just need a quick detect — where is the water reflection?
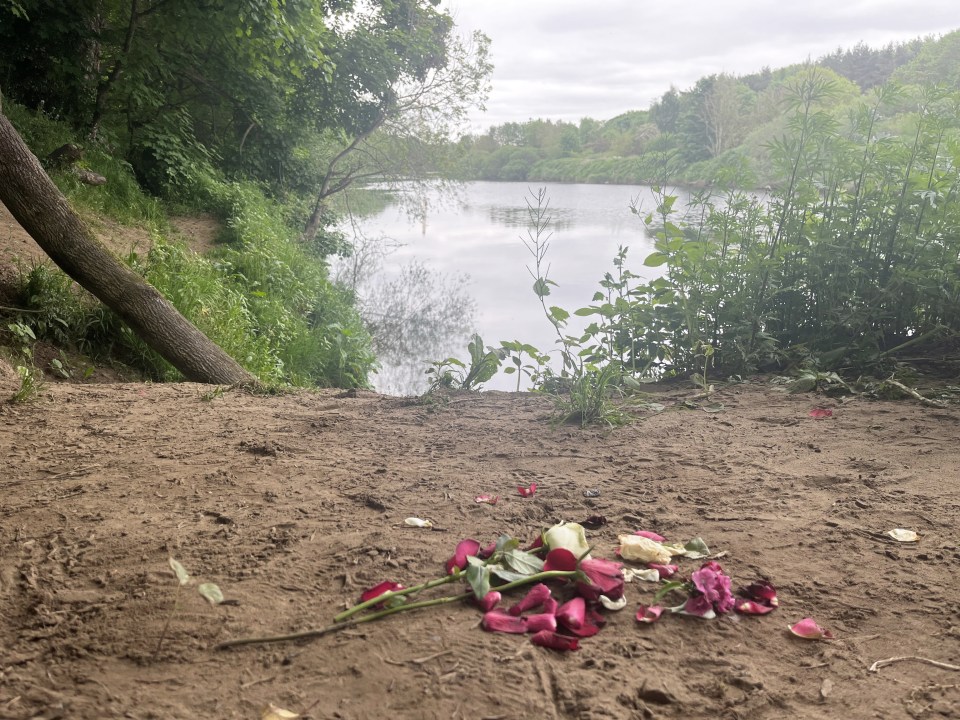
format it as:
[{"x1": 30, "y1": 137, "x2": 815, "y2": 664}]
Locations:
[{"x1": 346, "y1": 181, "x2": 680, "y2": 395}]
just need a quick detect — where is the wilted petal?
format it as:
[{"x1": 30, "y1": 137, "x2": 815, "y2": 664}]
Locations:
[
  {"x1": 622, "y1": 567, "x2": 660, "y2": 583},
  {"x1": 788, "y1": 618, "x2": 834, "y2": 640},
  {"x1": 542, "y1": 597, "x2": 559, "y2": 615},
  {"x1": 474, "y1": 495, "x2": 499, "y2": 505},
  {"x1": 509, "y1": 583, "x2": 552, "y2": 616},
  {"x1": 741, "y1": 581, "x2": 778, "y2": 608},
  {"x1": 809, "y1": 407, "x2": 833, "y2": 419},
  {"x1": 565, "y1": 606, "x2": 605, "y2": 637},
  {"x1": 526, "y1": 613, "x2": 558, "y2": 633},
  {"x1": 599, "y1": 594, "x2": 627, "y2": 611},
  {"x1": 556, "y1": 597, "x2": 586, "y2": 629},
  {"x1": 543, "y1": 548, "x2": 578, "y2": 572},
  {"x1": 886, "y1": 528, "x2": 918, "y2": 543},
  {"x1": 478, "y1": 591, "x2": 501, "y2": 612},
  {"x1": 676, "y1": 595, "x2": 717, "y2": 619},
  {"x1": 530, "y1": 630, "x2": 580, "y2": 651},
  {"x1": 360, "y1": 581, "x2": 403, "y2": 605},
  {"x1": 518, "y1": 483, "x2": 538, "y2": 497},
  {"x1": 445, "y1": 539, "x2": 482, "y2": 575},
  {"x1": 482, "y1": 610, "x2": 527, "y2": 634},
  {"x1": 578, "y1": 557, "x2": 625, "y2": 601},
  {"x1": 736, "y1": 600, "x2": 776, "y2": 615},
  {"x1": 691, "y1": 562, "x2": 736, "y2": 614},
  {"x1": 478, "y1": 542, "x2": 497, "y2": 560},
  {"x1": 544, "y1": 522, "x2": 591, "y2": 559},
  {"x1": 618, "y1": 534, "x2": 673, "y2": 564},
  {"x1": 647, "y1": 563, "x2": 679, "y2": 579},
  {"x1": 634, "y1": 530, "x2": 667, "y2": 542},
  {"x1": 636, "y1": 605, "x2": 664, "y2": 624}
]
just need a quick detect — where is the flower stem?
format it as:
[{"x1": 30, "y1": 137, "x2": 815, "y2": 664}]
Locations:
[{"x1": 334, "y1": 573, "x2": 460, "y2": 623}]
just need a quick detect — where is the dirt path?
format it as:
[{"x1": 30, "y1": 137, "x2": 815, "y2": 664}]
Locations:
[{"x1": 1, "y1": 377, "x2": 958, "y2": 719}]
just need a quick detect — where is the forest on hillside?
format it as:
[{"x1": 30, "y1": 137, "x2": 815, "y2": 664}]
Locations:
[{"x1": 453, "y1": 32, "x2": 960, "y2": 188}]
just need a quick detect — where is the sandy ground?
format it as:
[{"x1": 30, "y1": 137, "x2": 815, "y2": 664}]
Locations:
[{"x1": 0, "y1": 373, "x2": 958, "y2": 720}]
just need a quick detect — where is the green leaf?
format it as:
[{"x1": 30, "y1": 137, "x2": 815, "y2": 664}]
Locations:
[
  {"x1": 168, "y1": 558, "x2": 190, "y2": 586},
  {"x1": 490, "y1": 566, "x2": 532, "y2": 583},
  {"x1": 503, "y1": 548, "x2": 545, "y2": 576},
  {"x1": 465, "y1": 563, "x2": 491, "y2": 600},
  {"x1": 198, "y1": 583, "x2": 224, "y2": 605},
  {"x1": 643, "y1": 252, "x2": 669, "y2": 267},
  {"x1": 549, "y1": 306, "x2": 570, "y2": 324},
  {"x1": 495, "y1": 534, "x2": 520, "y2": 555},
  {"x1": 533, "y1": 278, "x2": 552, "y2": 297},
  {"x1": 683, "y1": 537, "x2": 711, "y2": 559}
]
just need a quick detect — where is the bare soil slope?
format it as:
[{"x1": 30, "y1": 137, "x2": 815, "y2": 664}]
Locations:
[{"x1": 1, "y1": 379, "x2": 958, "y2": 720}]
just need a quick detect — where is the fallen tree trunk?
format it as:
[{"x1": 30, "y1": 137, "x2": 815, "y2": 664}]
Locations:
[{"x1": 0, "y1": 112, "x2": 256, "y2": 386}]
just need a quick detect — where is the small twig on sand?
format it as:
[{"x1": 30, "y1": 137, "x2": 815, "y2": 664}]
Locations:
[
  {"x1": 869, "y1": 656, "x2": 960, "y2": 673},
  {"x1": 883, "y1": 379, "x2": 948, "y2": 408},
  {"x1": 215, "y1": 618, "x2": 363, "y2": 650}
]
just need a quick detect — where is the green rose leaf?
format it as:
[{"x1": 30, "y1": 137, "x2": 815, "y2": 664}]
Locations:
[
  {"x1": 465, "y1": 563, "x2": 491, "y2": 600},
  {"x1": 504, "y1": 548, "x2": 545, "y2": 576}
]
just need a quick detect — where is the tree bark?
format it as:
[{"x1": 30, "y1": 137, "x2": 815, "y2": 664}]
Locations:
[{"x1": 0, "y1": 112, "x2": 256, "y2": 386}]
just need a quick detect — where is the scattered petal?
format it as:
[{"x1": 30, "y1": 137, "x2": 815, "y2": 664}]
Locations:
[
  {"x1": 633, "y1": 530, "x2": 667, "y2": 542},
  {"x1": 581, "y1": 515, "x2": 607, "y2": 529},
  {"x1": 636, "y1": 605, "x2": 665, "y2": 624},
  {"x1": 168, "y1": 558, "x2": 190, "y2": 586},
  {"x1": 788, "y1": 617, "x2": 834, "y2": 640},
  {"x1": 482, "y1": 609, "x2": 527, "y2": 634},
  {"x1": 740, "y1": 581, "x2": 779, "y2": 608},
  {"x1": 518, "y1": 483, "x2": 538, "y2": 497},
  {"x1": 542, "y1": 596, "x2": 559, "y2": 615},
  {"x1": 564, "y1": 607, "x2": 606, "y2": 637},
  {"x1": 691, "y1": 561, "x2": 736, "y2": 614},
  {"x1": 509, "y1": 583, "x2": 552, "y2": 616},
  {"x1": 809, "y1": 407, "x2": 833, "y2": 419},
  {"x1": 681, "y1": 537, "x2": 711, "y2": 559},
  {"x1": 198, "y1": 582, "x2": 223, "y2": 605},
  {"x1": 618, "y1": 534, "x2": 673, "y2": 564},
  {"x1": 404, "y1": 517, "x2": 433, "y2": 529},
  {"x1": 445, "y1": 539, "x2": 482, "y2": 575},
  {"x1": 525, "y1": 613, "x2": 558, "y2": 633},
  {"x1": 647, "y1": 563, "x2": 679, "y2": 579},
  {"x1": 556, "y1": 597, "x2": 586, "y2": 629},
  {"x1": 622, "y1": 567, "x2": 660, "y2": 583},
  {"x1": 474, "y1": 495, "x2": 499, "y2": 505},
  {"x1": 886, "y1": 528, "x2": 918, "y2": 543},
  {"x1": 599, "y1": 594, "x2": 627, "y2": 611},
  {"x1": 582, "y1": 488, "x2": 601, "y2": 498},
  {"x1": 736, "y1": 600, "x2": 777, "y2": 615},
  {"x1": 530, "y1": 630, "x2": 580, "y2": 651},
  {"x1": 578, "y1": 557, "x2": 625, "y2": 601},
  {"x1": 544, "y1": 522, "x2": 591, "y2": 559},
  {"x1": 262, "y1": 704, "x2": 300, "y2": 720},
  {"x1": 477, "y1": 591, "x2": 501, "y2": 612},
  {"x1": 674, "y1": 595, "x2": 717, "y2": 619},
  {"x1": 478, "y1": 542, "x2": 497, "y2": 559},
  {"x1": 543, "y1": 548, "x2": 578, "y2": 573},
  {"x1": 360, "y1": 581, "x2": 404, "y2": 604}
]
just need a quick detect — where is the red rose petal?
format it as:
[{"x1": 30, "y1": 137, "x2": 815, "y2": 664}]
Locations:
[
  {"x1": 543, "y1": 548, "x2": 578, "y2": 573},
  {"x1": 633, "y1": 530, "x2": 667, "y2": 542},
  {"x1": 788, "y1": 617, "x2": 834, "y2": 640},
  {"x1": 736, "y1": 600, "x2": 776, "y2": 615},
  {"x1": 478, "y1": 591, "x2": 502, "y2": 612},
  {"x1": 445, "y1": 538, "x2": 482, "y2": 575},
  {"x1": 647, "y1": 563, "x2": 679, "y2": 579},
  {"x1": 474, "y1": 494, "x2": 499, "y2": 505},
  {"x1": 636, "y1": 604, "x2": 664, "y2": 624},
  {"x1": 360, "y1": 581, "x2": 403, "y2": 605},
  {"x1": 809, "y1": 408, "x2": 833, "y2": 419},
  {"x1": 555, "y1": 597, "x2": 586, "y2": 630},
  {"x1": 508, "y1": 583, "x2": 552, "y2": 616},
  {"x1": 530, "y1": 630, "x2": 579, "y2": 651},
  {"x1": 525, "y1": 613, "x2": 558, "y2": 633},
  {"x1": 482, "y1": 610, "x2": 527, "y2": 634},
  {"x1": 518, "y1": 483, "x2": 538, "y2": 497}
]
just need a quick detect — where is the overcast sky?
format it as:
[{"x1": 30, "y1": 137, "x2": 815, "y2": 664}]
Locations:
[{"x1": 441, "y1": 1, "x2": 958, "y2": 131}]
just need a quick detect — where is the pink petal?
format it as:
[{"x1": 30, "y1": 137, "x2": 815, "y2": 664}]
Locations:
[
  {"x1": 445, "y1": 538, "x2": 482, "y2": 575},
  {"x1": 633, "y1": 530, "x2": 667, "y2": 542},
  {"x1": 555, "y1": 597, "x2": 586, "y2": 630},
  {"x1": 482, "y1": 610, "x2": 527, "y2": 634},
  {"x1": 474, "y1": 494, "x2": 499, "y2": 505},
  {"x1": 578, "y1": 557, "x2": 625, "y2": 602},
  {"x1": 543, "y1": 548, "x2": 578, "y2": 572},
  {"x1": 360, "y1": 581, "x2": 403, "y2": 605},
  {"x1": 478, "y1": 542, "x2": 497, "y2": 560},
  {"x1": 478, "y1": 591, "x2": 501, "y2": 612},
  {"x1": 564, "y1": 608, "x2": 604, "y2": 637},
  {"x1": 736, "y1": 600, "x2": 776, "y2": 615},
  {"x1": 525, "y1": 613, "x2": 558, "y2": 633},
  {"x1": 541, "y1": 597, "x2": 559, "y2": 615},
  {"x1": 647, "y1": 563, "x2": 679, "y2": 579},
  {"x1": 636, "y1": 605, "x2": 665, "y2": 624},
  {"x1": 529, "y1": 630, "x2": 579, "y2": 651},
  {"x1": 741, "y1": 581, "x2": 779, "y2": 608},
  {"x1": 681, "y1": 595, "x2": 717, "y2": 618},
  {"x1": 509, "y1": 583, "x2": 552, "y2": 616},
  {"x1": 517, "y1": 483, "x2": 538, "y2": 497},
  {"x1": 809, "y1": 408, "x2": 833, "y2": 419},
  {"x1": 788, "y1": 618, "x2": 834, "y2": 640},
  {"x1": 526, "y1": 535, "x2": 544, "y2": 551}
]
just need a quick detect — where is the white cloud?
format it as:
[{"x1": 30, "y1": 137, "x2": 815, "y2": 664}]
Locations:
[{"x1": 442, "y1": 0, "x2": 958, "y2": 130}]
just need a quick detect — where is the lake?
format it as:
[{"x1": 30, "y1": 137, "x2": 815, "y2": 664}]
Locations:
[{"x1": 342, "y1": 181, "x2": 682, "y2": 394}]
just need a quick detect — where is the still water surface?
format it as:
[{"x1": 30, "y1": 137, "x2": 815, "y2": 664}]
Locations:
[{"x1": 348, "y1": 181, "x2": 679, "y2": 394}]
